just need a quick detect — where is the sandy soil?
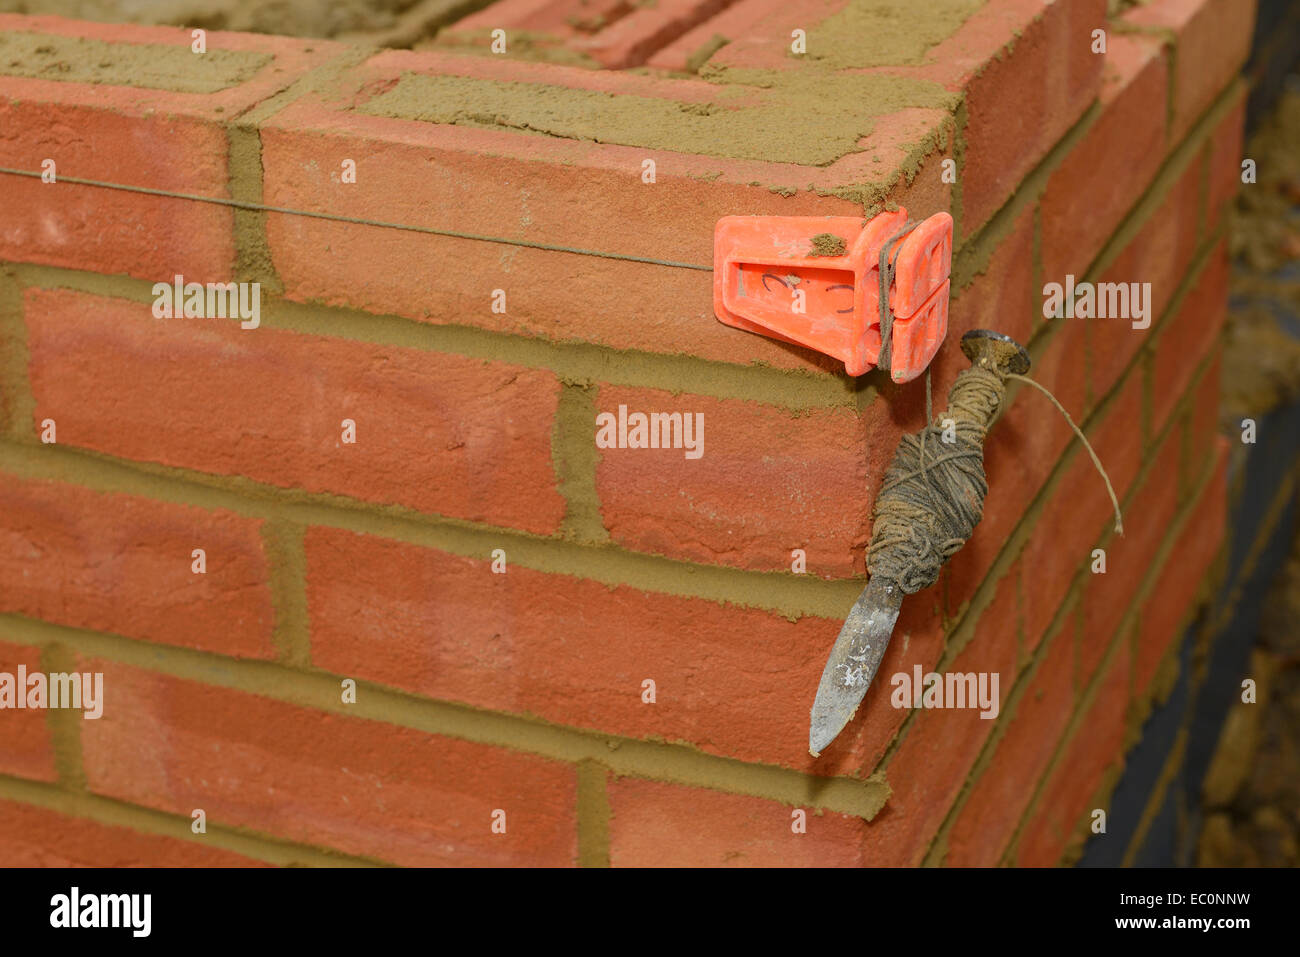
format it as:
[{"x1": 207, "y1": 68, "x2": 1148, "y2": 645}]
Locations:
[{"x1": 1199, "y1": 81, "x2": 1300, "y2": 868}]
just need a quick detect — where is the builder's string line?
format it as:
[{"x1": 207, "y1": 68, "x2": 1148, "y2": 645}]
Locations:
[
  {"x1": 0, "y1": 164, "x2": 1127, "y2": 529},
  {"x1": 0, "y1": 166, "x2": 714, "y2": 272}
]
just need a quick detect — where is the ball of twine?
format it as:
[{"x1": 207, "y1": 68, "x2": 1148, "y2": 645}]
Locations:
[{"x1": 866, "y1": 367, "x2": 1003, "y2": 594}]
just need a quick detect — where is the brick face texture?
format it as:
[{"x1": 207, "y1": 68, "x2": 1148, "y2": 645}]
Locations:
[
  {"x1": 608, "y1": 778, "x2": 871, "y2": 867},
  {"x1": 593, "y1": 386, "x2": 872, "y2": 575},
  {"x1": 24, "y1": 288, "x2": 567, "y2": 534},
  {"x1": 0, "y1": 0, "x2": 1248, "y2": 866},
  {"x1": 304, "y1": 526, "x2": 848, "y2": 771},
  {"x1": 0, "y1": 799, "x2": 267, "y2": 867},
  {"x1": 0, "y1": 475, "x2": 275, "y2": 658},
  {"x1": 78, "y1": 660, "x2": 579, "y2": 867},
  {"x1": 0, "y1": 102, "x2": 235, "y2": 281},
  {"x1": 0, "y1": 642, "x2": 57, "y2": 783}
]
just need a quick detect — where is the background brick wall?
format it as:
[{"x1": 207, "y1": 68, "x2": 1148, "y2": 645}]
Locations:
[{"x1": 0, "y1": 0, "x2": 1251, "y2": 866}]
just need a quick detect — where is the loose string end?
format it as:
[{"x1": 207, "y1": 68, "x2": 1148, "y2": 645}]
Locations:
[{"x1": 1005, "y1": 373, "x2": 1125, "y2": 537}]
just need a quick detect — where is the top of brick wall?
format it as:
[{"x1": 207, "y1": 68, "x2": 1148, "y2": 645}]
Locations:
[
  {"x1": 0, "y1": 2, "x2": 1104, "y2": 226},
  {"x1": 0, "y1": 2, "x2": 1114, "y2": 372}
]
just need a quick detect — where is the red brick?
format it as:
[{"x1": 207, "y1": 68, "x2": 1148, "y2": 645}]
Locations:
[
  {"x1": 560, "y1": 0, "x2": 641, "y2": 34},
  {"x1": 608, "y1": 778, "x2": 868, "y2": 866},
  {"x1": 305, "y1": 525, "x2": 943, "y2": 774},
  {"x1": 0, "y1": 15, "x2": 339, "y2": 283},
  {"x1": 24, "y1": 288, "x2": 565, "y2": 535},
  {"x1": 1020, "y1": 365, "x2": 1142, "y2": 649},
  {"x1": 1016, "y1": 637, "x2": 1130, "y2": 865},
  {"x1": 866, "y1": 563, "x2": 1020, "y2": 865},
  {"x1": 1086, "y1": 364, "x2": 1145, "y2": 505},
  {"x1": 1040, "y1": 32, "x2": 1169, "y2": 283},
  {"x1": 574, "y1": 0, "x2": 735, "y2": 69},
  {"x1": 1123, "y1": 0, "x2": 1256, "y2": 143},
  {"x1": 593, "y1": 387, "x2": 870, "y2": 576},
  {"x1": 0, "y1": 100, "x2": 232, "y2": 282},
  {"x1": 0, "y1": 799, "x2": 266, "y2": 867},
  {"x1": 451, "y1": 0, "x2": 627, "y2": 35},
  {"x1": 1090, "y1": 153, "x2": 1203, "y2": 397},
  {"x1": 444, "y1": 0, "x2": 732, "y2": 68},
  {"x1": 646, "y1": 0, "x2": 790, "y2": 72},
  {"x1": 78, "y1": 659, "x2": 578, "y2": 866},
  {"x1": 1135, "y1": 443, "x2": 1226, "y2": 695},
  {"x1": 1081, "y1": 421, "x2": 1181, "y2": 684},
  {"x1": 833, "y1": 108, "x2": 957, "y2": 230},
  {"x1": 958, "y1": 0, "x2": 1107, "y2": 236},
  {"x1": 1150, "y1": 240, "x2": 1228, "y2": 433},
  {"x1": 1206, "y1": 91, "x2": 1247, "y2": 234},
  {"x1": 948, "y1": 205, "x2": 1036, "y2": 357},
  {"x1": 0, "y1": 474, "x2": 274, "y2": 658},
  {"x1": 701, "y1": 0, "x2": 844, "y2": 72},
  {"x1": 946, "y1": 616, "x2": 1075, "y2": 866},
  {"x1": 0, "y1": 640, "x2": 58, "y2": 782}
]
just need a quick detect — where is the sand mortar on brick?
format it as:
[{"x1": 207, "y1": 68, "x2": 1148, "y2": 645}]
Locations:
[
  {"x1": 802, "y1": 0, "x2": 984, "y2": 69},
  {"x1": 359, "y1": 68, "x2": 959, "y2": 167},
  {"x1": 0, "y1": 30, "x2": 271, "y2": 92}
]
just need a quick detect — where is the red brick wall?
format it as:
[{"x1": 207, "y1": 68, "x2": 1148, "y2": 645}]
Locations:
[{"x1": 0, "y1": 0, "x2": 1249, "y2": 866}]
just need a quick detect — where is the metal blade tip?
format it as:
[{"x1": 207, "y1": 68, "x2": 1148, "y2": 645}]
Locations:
[{"x1": 808, "y1": 704, "x2": 855, "y2": 756}]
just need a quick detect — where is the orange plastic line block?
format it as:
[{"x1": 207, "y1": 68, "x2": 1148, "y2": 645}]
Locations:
[{"x1": 713, "y1": 210, "x2": 953, "y2": 380}]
